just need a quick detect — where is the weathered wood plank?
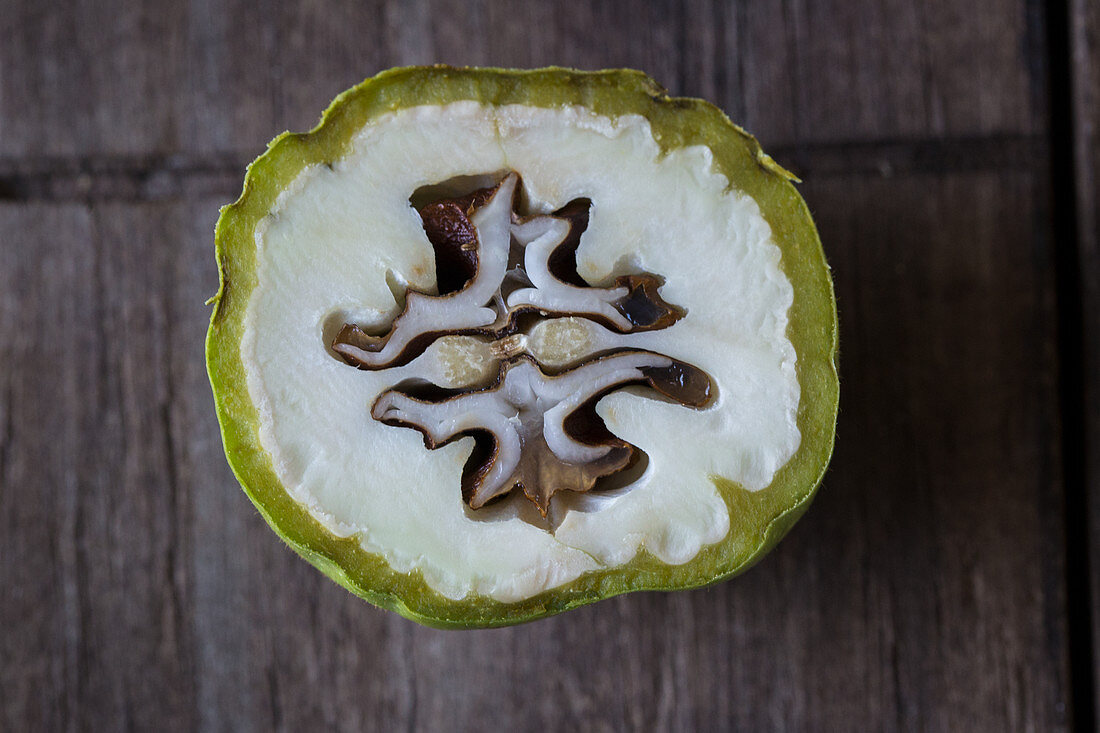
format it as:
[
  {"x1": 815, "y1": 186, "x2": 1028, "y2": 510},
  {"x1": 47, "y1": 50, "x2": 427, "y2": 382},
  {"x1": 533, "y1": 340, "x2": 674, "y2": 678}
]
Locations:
[
  {"x1": 1069, "y1": 0, "x2": 1100, "y2": 720},
  {"x1": 797, "y1": 169, "x2": 1067, "y2": 731},
  {"x1": 728, "y1": 0, "x2": 1047, "y2": 145},
  {"x1": 0, "y1": 0, "x2": 1047, "y2": 160},
  {"x1": 0, "y1": 2, "x2": 188, "y2": 158},
  {"x1": 0, "y1": 205, "x2": 93, "y2": 732},
  {"x1": 0, "y1": 204, "x2": 205, "y2": 730}
]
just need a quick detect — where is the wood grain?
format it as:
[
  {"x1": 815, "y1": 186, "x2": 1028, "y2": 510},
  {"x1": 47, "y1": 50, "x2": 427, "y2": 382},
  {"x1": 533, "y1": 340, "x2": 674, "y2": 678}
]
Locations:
[
  {"x1": 803, "y1": 169, "x2": 1067, "y2": 731},
  {"x1": 0, "y1": 205, "x2": 94, "y2": 731},
  {"x1": 0, "y1": 0, "x2": 1047, "y2": 160},
  {"x1": 0, "y1": 0, "x2": 1086, "y2": 730}
]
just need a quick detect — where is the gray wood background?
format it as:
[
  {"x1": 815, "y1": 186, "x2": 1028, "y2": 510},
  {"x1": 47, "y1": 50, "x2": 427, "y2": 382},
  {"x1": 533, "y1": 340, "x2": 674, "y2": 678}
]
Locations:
[{"x1": 0, "y1": 0, "x2": 1096, "y2": 730}]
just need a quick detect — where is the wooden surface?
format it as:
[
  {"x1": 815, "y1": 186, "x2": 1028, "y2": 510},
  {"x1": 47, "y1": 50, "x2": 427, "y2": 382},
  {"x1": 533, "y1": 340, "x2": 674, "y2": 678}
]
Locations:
[{"x1": 0, "y1": 1, "x2": 1092, "y2": 730}]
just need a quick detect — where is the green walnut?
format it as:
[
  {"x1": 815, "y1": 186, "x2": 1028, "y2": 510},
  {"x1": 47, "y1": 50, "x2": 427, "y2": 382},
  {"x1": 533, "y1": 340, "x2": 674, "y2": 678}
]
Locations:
[{"x1": 206, "y1": 66, "x2": 838, "y2": 627}]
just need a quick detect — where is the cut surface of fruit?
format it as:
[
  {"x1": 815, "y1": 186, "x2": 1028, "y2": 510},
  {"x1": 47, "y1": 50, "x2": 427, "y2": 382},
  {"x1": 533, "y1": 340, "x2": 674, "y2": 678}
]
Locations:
[{"x1": 207, "y1": 67, "x2": 838, "y2": 626}]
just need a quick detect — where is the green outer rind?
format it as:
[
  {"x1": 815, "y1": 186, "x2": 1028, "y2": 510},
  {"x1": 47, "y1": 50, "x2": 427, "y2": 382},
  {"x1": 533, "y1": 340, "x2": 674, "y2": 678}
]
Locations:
[{"x1": 205, "y1": 66, "x2": 838, "y2": 628}]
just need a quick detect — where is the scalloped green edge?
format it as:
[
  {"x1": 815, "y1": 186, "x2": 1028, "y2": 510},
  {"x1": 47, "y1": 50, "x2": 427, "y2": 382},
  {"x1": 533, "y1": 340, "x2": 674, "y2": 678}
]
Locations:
[{"x1": 206, "y1": 66, "x2": 838, "y2": 628}]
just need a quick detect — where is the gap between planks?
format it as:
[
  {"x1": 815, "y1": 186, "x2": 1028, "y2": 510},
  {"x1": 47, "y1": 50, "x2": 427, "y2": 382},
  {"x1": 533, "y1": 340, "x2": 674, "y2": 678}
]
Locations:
[{"x1": 1046, "y1": 0, "x2": 1097, "y2": 728}]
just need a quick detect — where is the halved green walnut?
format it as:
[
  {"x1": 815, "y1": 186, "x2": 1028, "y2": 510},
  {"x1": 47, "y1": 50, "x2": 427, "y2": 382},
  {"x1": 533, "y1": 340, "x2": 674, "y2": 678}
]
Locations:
[{"x1": 206, "y1": 66, "x2": 838, "y2": 627}]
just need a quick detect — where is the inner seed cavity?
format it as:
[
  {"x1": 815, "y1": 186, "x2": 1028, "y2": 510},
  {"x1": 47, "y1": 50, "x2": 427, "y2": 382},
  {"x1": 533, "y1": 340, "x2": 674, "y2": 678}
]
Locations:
[{"x1": 330, "y1": 171, "x2": 715, "y2": 522}]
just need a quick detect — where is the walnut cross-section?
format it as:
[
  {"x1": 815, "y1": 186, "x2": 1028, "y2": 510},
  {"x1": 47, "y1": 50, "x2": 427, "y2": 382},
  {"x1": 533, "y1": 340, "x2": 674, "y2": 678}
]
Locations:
[{"x1": 332, "y1": 172, "x2": 715, "y2": 517}]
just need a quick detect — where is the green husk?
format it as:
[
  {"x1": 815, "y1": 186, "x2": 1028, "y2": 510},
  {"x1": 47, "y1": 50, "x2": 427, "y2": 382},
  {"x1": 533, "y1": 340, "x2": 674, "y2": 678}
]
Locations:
[{"x1": 206, "y1": 66, "x2": 838, "y2": 628}]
